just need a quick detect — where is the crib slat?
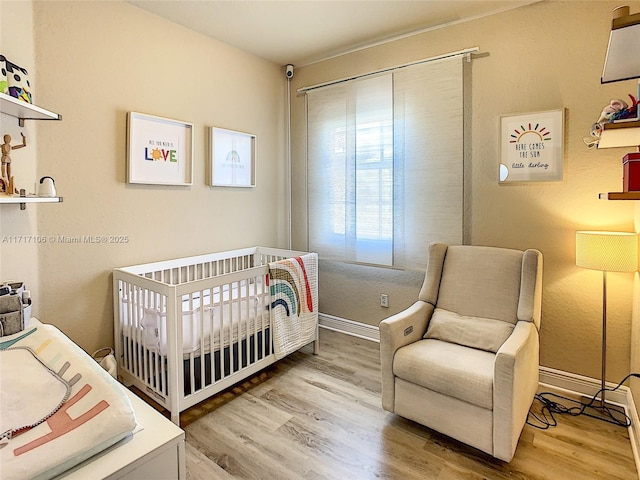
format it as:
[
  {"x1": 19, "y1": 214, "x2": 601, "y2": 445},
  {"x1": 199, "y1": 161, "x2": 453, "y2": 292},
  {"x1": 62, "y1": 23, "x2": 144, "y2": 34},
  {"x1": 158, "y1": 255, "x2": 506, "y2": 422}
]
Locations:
[{"x1": 220, "y1": 286, "x2": 227, "y2": 380}]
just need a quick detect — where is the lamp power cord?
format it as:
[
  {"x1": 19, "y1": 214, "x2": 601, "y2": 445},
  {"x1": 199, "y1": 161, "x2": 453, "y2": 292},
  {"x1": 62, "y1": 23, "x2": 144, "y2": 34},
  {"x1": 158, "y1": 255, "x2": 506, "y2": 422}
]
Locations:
[{"x1": 526, "y1": 373, "x2": 640, "y2": 429}]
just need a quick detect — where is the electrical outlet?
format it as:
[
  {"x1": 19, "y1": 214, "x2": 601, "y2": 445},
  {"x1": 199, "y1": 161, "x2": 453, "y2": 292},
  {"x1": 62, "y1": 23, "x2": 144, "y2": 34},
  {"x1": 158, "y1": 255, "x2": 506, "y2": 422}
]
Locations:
[{"x1": 380, "y1": 293, "x2": 389, "y2": 308}]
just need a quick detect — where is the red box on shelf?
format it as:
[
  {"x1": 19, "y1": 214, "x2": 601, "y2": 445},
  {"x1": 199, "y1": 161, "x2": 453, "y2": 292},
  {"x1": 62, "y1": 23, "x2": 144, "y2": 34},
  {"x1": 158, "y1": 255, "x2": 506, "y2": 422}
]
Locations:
[{"x1": 623, "y1": 153, "x2": 640, "y2": 192}]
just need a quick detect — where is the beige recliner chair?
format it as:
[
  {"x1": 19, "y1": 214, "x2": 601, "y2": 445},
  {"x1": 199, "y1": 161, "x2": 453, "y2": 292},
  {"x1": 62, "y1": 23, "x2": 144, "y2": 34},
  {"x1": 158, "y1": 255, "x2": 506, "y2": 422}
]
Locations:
[{"x1": 379, "y1": 242, "x2": 543, "y2": 462}]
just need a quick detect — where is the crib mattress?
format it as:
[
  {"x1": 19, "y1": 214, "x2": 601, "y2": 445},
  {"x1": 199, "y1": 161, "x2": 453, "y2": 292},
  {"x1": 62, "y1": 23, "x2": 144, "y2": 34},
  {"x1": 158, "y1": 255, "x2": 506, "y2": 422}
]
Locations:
[
  {"x1": 0, "y1": 322, "x2": 137, "y2": 480},
  {"x1": 122, "y1": 282, "x2": 270, "y2": 358},
  {"x1": 124, "y1": 302, "x2": 270, "y2": 359}
]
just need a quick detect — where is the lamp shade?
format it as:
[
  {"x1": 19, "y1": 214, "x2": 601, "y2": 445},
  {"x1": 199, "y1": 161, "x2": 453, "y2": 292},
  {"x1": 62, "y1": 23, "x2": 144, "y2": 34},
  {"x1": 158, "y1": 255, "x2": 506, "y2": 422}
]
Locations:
[
  {"x1": 601, "y1": 6, "x2": 640, "y2": 83},
  {"x1": 576, "y1": 231, "x2": 638, "y2": 272}
]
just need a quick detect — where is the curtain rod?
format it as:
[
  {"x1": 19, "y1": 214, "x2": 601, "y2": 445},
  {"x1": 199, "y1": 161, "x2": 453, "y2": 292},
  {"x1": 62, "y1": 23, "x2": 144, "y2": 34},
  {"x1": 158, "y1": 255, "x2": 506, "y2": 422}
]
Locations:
[{"x1": 297, "y1": 47, "x2": 479, "y2": 94}]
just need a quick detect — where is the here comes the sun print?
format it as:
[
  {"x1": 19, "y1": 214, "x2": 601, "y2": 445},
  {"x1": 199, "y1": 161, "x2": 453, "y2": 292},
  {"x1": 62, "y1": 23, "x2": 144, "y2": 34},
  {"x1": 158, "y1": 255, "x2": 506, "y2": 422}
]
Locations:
[{"x1": 499, "y1": 109, "x2": 564, "y2": 183}]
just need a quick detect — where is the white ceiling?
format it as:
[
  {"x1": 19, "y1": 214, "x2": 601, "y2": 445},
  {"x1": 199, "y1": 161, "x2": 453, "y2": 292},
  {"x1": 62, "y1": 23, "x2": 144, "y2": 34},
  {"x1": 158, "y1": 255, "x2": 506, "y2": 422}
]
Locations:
[{"x1": 127, "y1": 0, "x2": 539, "y2": 66}]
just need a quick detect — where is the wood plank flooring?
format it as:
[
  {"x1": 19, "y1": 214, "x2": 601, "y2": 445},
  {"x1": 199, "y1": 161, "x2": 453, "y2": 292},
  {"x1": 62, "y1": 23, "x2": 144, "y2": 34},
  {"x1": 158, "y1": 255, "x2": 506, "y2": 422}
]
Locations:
[{"x1": 158, "y1": 328, "x2": 637, "y2": 479}]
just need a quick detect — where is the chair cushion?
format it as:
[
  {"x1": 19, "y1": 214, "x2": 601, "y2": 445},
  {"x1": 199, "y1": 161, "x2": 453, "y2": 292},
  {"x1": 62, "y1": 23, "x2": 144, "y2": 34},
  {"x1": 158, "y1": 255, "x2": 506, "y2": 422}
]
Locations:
[
  {"x1": 393, "y1": 339, "x2": 495, "y2": 409},
  {"x1": 437, "y1": 245, "x2": 523, "y2": 324},
  {"x1": 424, "y1": 308, "x2": 514, "y2": 353}
]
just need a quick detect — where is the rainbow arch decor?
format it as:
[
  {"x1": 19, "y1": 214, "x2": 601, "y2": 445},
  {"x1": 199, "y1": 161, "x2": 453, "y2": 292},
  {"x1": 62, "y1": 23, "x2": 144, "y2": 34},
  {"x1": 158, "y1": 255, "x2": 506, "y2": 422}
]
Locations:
[{"x1": 268, "y1": 252, "x2": 318, "y2": 359}]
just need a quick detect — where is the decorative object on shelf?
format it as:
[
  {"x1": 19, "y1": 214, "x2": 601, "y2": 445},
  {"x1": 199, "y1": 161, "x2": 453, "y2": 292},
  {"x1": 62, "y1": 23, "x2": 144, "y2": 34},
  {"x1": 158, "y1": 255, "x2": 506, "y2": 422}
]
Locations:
[
  {"x1": 586, "y1": 85, "x2": 640, "y2": 149},
  {"x1": 499, "y1": 109, "x2": 564, "y2": 183},
  {"x1": 126, "y1": 112, "x2": 193, "y2": 186},
  {"x1": 601, "y1": 5, "x2": 640, "y2": 83},
  {"x1": 37, "y1": 176, "x2": 56, "y2": 197},
  {"x1": 1, "y1": 132, "x2": 26, "y2": 194},
  {"x1": 0, "y1": 54, "x2": 32, "y2": 103},
  {"x1": 583, "y1": 122, "x2": 604, "y2": 149},
  {"x1": 575, "y1": 231, "x2": 637, "y2": 418},
  {"x1": 0, "y1": 56, "x2": 6, "y2": 95},
  {"x1": 597, "y1": 96, "x2": 639, "y2": 124},
  {"x1": 622, "y1": 153, "x2": 640, "y2": 191},
  {"x1": 209, "y1": 127, "x2": 256, "y2": 187}
]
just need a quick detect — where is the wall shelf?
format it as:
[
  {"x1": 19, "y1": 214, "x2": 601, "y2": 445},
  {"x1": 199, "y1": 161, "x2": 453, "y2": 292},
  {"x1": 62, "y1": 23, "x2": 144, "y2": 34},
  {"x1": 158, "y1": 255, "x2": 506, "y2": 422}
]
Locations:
[
  {"x1": 0, "y1": 92, "x2": 61, "y2": 126},
  {"x1": 602, "y1": 119, "x2": 640, "y2": 130},
  {"x1": 0, "y1": 93, "x2": 63, "y2": 210},
  {"x1": 598, "y1": 191, "x2": 640, "y2": 200},
  {"x1": 598, "y1": 120, "x2": 640, "y2": 149},
  {"x1": 597, "y1": 121, "x2": 640, "y2": 199},
  {"x1": 0, "y1": 195, "x2": 63, "y2": 210}
]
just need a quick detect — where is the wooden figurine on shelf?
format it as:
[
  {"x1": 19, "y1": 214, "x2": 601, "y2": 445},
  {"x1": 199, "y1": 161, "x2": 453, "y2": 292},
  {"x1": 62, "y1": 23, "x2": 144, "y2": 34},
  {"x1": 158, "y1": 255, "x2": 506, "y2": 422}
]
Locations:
[{"x1": 1, "y1": 133, "x2": 26, "y2": 193}]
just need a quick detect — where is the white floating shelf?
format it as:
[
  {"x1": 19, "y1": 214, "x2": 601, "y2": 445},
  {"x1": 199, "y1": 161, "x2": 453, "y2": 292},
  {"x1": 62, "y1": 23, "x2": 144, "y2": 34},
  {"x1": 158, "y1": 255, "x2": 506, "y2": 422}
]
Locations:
[
  {"x1": 0, "y1": 195, "x2": 63, "y2": 210},
  {"x1": 0, "y1": 195, "x2": 62, "y2": 204},
  {"x1": 0, "y1": 92, "x2": 62, "y2": 126}
]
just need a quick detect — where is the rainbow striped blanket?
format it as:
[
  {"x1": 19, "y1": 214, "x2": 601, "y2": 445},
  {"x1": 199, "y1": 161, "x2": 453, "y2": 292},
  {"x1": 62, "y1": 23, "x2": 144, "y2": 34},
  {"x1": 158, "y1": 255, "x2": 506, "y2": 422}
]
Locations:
[{"x1": 268, "y1": 253, "x2": 318, "y2": 359}]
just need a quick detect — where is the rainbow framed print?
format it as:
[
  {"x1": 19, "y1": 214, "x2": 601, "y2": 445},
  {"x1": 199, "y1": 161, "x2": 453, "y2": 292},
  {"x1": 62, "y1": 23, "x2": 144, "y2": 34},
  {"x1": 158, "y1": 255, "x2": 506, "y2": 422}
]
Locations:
[
  {"x1": 499, "y1": 109, "x2": 564, "y2": 183},
  {"x1": 127, "y1": 112, "x2": 193, "y2": 185},
  {"x1": 209, "y1": 127, "x2": 256, "y2": 187}
]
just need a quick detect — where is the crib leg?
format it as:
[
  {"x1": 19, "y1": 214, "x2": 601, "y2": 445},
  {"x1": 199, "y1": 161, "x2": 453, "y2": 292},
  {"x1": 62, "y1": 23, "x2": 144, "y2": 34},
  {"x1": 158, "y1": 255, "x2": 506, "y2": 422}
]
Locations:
[
  {"x1": 171, "y1": 410, "x2": 180, "y2": 426},
  {"x1": 313, "y1": 339, "x2": 319, "y2": 355}
]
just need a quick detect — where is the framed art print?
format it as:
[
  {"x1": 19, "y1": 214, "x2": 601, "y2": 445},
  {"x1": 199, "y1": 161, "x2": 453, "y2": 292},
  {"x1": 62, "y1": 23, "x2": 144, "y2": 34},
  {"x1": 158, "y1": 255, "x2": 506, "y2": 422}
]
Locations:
[
  {"x1": 209, "y1": 127, "x2": 256, "y2": 187},
  {"x1": 499, "y1": 109, "x2": 564, "y2": 183},
  {"x1": 127, "y1": 112, "x2": 193, "y2": 185}
]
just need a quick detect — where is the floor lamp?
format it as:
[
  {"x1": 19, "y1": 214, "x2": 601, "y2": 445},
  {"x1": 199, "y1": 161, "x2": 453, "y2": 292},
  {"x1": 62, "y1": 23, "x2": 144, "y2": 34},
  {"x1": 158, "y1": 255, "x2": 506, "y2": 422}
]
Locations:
[{"x1": 575, "y1": 231, "x2": 638, "y2": 410}]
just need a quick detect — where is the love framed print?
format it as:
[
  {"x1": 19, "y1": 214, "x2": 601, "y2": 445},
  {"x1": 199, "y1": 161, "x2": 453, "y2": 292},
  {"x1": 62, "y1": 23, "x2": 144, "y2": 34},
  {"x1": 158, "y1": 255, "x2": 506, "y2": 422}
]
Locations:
[
  {"x1": 209, "y1": 127, "x2": 256, "y2": 187},
  {"x1": 499, "y1": 109, "x2": 564, "y2": 183},
  {"x1": 127, "y1": 112, "x2": 194, "y2": 185}
]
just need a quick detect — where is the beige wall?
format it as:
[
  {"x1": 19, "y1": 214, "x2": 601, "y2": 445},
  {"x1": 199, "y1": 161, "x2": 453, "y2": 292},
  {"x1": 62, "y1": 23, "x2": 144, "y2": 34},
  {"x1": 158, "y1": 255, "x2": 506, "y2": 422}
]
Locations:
[
  {"x1": 3, "y1": 0, "x2": 640, "y2": 399},
  {"x1": 290, "y1": 0, "x2": 640, "y2": 385},
  {"x1": 0, "y1": 0, "x2": 288, "y2": 353},
  {"x1": 1, "y1": 1, "x2": 41, "y2": 312}
]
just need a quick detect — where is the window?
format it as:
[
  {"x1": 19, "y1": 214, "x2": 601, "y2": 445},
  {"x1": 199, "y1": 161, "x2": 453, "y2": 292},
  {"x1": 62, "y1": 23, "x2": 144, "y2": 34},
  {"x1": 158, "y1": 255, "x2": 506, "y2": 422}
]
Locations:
[{"x1": 306, "y1": 55, "x2": 464, "y2": 269}]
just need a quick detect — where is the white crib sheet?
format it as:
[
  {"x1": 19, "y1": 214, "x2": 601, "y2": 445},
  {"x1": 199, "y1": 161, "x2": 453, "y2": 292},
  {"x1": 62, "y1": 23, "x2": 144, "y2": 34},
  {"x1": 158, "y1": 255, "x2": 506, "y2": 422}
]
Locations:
[{"x1": 122, "y1": 281, "x2": 270, "y2": 357}]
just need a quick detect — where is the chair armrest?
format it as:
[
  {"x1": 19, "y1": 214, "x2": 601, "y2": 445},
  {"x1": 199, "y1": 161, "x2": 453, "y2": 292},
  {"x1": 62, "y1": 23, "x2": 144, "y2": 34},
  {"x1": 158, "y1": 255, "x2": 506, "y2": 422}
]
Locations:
[
  {"x1": 379, "y1": 300, "x2": 434, "y2": 412},
  {"x1": 493, "y1": 321, "x2": 539, "y2": 462}
]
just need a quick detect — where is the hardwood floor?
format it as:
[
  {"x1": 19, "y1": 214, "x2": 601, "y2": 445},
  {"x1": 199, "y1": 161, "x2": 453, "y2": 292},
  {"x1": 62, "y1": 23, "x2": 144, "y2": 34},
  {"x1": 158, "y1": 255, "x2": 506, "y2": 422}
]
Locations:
[{"x1": 176, "y1": 328, "x2": 637, "y2": 480}]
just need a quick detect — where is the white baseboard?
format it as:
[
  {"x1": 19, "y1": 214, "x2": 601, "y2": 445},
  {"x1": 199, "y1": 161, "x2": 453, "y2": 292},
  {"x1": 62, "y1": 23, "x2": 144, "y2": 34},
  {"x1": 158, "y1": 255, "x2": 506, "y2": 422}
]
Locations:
[
  {"x1": 319, "y1": 313, "x2": 380, "y2": 342},
  {"x1": 538, "y1": 366, "x2": 629, "y2": 406},
  {"x1": 627, "y1": 389, "x2": 640, "y2": 480},
  {"x1": 320, "y1": 313, "x2": 640, "y2": 477}
]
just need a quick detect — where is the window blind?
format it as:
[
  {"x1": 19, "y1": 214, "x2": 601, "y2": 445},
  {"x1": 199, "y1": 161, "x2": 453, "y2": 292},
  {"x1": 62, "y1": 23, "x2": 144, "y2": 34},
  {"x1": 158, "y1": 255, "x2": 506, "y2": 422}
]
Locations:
[{"x1": 306, "y1": 55, "x2": 464, "y2": 269}]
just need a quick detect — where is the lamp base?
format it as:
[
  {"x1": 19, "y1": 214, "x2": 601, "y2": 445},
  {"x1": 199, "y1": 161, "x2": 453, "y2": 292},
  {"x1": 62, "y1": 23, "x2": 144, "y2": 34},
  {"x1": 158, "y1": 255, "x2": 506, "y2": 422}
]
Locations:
[{"x1": 579, "y1": 395, "x2": 627, "y2": 424}]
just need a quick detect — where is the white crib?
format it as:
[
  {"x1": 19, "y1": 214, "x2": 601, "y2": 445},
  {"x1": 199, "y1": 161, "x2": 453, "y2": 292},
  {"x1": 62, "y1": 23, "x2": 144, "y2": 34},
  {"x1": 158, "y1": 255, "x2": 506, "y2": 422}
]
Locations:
[{"x1": 113, "y1": 246, "x2": 318, "y2": 424}]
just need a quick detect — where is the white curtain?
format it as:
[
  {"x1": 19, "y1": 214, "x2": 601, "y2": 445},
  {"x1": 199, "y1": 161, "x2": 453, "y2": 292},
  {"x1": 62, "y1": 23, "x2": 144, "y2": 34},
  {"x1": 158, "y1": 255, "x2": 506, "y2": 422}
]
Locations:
[{"x1": 306, "y1": 55, "x2": 464, "y2": 269}]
